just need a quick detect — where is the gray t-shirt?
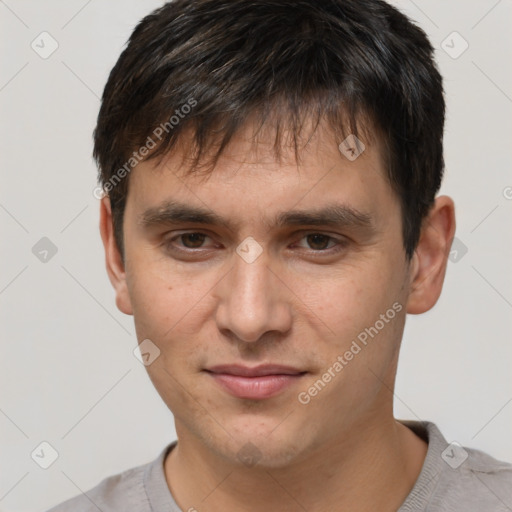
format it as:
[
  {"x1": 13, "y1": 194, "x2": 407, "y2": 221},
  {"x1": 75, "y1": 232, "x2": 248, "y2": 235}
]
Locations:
[{"x1": 47, "y1": 420, "x2": 512, "y2": 511}]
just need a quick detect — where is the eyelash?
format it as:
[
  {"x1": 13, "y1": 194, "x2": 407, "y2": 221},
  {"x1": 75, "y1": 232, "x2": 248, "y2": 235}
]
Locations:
[{"x1": 163, "y1": 231, "x2": 348, "y2": 256}]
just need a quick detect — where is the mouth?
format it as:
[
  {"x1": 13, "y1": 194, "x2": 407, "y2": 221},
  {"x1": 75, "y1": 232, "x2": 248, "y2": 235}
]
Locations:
[{"x1": 204, "y1": 364, "x2": 307, "y2": 400}]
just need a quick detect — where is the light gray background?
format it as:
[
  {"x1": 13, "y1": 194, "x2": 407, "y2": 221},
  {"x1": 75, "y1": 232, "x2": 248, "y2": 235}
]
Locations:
[{"x1": 1, "y1": 1, "x2": 511, "y2": 511}]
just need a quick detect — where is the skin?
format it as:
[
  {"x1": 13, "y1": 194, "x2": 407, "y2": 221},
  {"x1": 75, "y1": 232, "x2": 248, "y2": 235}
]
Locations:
[{"x1": 100, "y1": 119, "x2": 456, "y2": 512}]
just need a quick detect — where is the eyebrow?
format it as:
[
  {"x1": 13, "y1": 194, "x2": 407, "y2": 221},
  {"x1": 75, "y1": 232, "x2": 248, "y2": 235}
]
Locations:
[{"x1": 139, "y1": 200, "x2": 375, "y2": 232}]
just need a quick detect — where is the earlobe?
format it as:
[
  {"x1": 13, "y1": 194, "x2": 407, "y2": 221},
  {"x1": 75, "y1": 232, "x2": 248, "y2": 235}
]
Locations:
[
  {"x1": 99, "y1": 197, "x2": 133, "y2": 316},
  {"x1": 406, "y1": 196, "x2": 456, "y2": 315}
]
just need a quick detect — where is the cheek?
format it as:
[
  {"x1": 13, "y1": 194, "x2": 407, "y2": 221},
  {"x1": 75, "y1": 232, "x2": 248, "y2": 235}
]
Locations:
[
  {"x1": 293, "y1": 260, "x2": 405, "y2": 393},
  {"x1": 128, "y1": 274, "x2": 177, "y2": 339},
  {"x1": 295, "y1": 266, "x2": 390, "y2": 337},
  {"x1": 126, "y1": 258, "x2": 218, "y2": 357}
]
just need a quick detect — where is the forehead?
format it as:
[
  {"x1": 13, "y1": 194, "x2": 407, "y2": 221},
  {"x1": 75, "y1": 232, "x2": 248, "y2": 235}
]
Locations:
[
  {"x1": 133, "y1": 114, "x2": 386, "y2": 182},
  {"x1": 125, "y1": 117, "x2": 397, "y2": 231}
]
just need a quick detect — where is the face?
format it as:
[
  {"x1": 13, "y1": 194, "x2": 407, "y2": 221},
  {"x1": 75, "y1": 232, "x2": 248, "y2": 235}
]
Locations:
[{"x1": 102, "y1": 121, "x2": 425, "y2": 468}]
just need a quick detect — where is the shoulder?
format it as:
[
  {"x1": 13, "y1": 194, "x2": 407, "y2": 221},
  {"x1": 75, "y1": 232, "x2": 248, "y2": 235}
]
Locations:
[
  {"x1": 45, "y1": 445, "x2": 172, "y2": 512},
  {"x1": 400, "y1": 420, "x2": 512, "y2": 512},
  {"x1": 433, "y1": 444, "x2": 512, "y2": 510}
]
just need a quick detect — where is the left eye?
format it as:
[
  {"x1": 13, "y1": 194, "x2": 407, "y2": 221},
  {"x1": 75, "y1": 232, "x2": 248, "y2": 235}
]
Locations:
[{"x1": 295, "y1": 233, "x2": 341, "y2": 251}]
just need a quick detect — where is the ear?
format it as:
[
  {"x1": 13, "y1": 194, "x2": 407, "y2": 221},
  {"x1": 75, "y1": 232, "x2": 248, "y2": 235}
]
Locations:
[
  {"x1": 406, "y1": 195, "x2": 456, "y2": 314},
  {"x1": 99, "y1": 196, "x2": 133, "y2": 315}
]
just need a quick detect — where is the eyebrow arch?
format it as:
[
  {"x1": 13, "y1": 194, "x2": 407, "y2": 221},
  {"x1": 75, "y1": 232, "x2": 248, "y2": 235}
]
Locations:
[
  {"x1": 139, "y1": 200, "x2": 375, "y2": 232},
  {"x1": 273, "y1": 205, "x2": 374, "y2": 230}
]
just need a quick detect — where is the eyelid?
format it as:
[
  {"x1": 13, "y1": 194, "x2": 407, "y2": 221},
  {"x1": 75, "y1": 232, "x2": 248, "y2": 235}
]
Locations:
[
  {"x1": 292, "y1": 231, "x2": 348, "y2": 250},
  {"x1": 166, "y1": 231, "x2": 217, "y2": 249},
  {"x1": 164, "y1": 230, "x2": 348, "y2": 254}
]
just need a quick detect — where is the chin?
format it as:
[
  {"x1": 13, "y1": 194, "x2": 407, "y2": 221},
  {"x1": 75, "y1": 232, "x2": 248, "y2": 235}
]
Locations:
[{"x1": 207, "y1": 417, "x2": 311, "y2": 469}]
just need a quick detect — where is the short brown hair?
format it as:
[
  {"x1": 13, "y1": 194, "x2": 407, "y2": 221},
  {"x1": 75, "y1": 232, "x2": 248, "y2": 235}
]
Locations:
[{"x1": 93, "y1": 0, "x2": 445, "y2": 262}]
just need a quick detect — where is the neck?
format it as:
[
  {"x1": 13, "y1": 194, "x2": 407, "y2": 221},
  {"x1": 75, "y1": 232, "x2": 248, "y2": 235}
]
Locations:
[{"x1": 164, "y1": 415, "x2": 428, "y2": 512}]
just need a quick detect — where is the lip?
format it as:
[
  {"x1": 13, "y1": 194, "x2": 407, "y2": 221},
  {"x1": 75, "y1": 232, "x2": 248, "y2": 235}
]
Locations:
[{"x1": 205, "y1": 364, "x2": 307, "y2": 400}]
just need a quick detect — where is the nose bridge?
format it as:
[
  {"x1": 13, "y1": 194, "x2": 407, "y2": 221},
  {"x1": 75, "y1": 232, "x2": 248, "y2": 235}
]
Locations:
[
  {"x1": 215, "y1": 246, "x2": 290, "y2": 342},
  {"x1": 232, "y1": 251, "x2": 270, "y2": 307}
]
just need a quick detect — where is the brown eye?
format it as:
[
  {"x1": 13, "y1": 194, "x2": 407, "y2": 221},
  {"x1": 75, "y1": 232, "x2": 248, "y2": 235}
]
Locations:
[
  {"x1": 305, "y1": 234, "x2": 334, "y2": 251},
  {"x1": 180, "y1": 233, "x2": 207, "y2": 248},
  {"x1": 292, "y1": 232, "x2": 348, "y2": 257}
]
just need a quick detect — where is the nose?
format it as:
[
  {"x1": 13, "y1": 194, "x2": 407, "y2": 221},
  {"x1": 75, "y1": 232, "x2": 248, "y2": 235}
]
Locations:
[{"x1": 214, "y1": 247, "x2": 293, "y2": 343}]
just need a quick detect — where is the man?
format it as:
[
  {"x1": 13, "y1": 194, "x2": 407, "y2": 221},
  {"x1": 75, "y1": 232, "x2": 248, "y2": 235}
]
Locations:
[{"x1": 48, "y1": 0, "x2": 512, "y2": 510}]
